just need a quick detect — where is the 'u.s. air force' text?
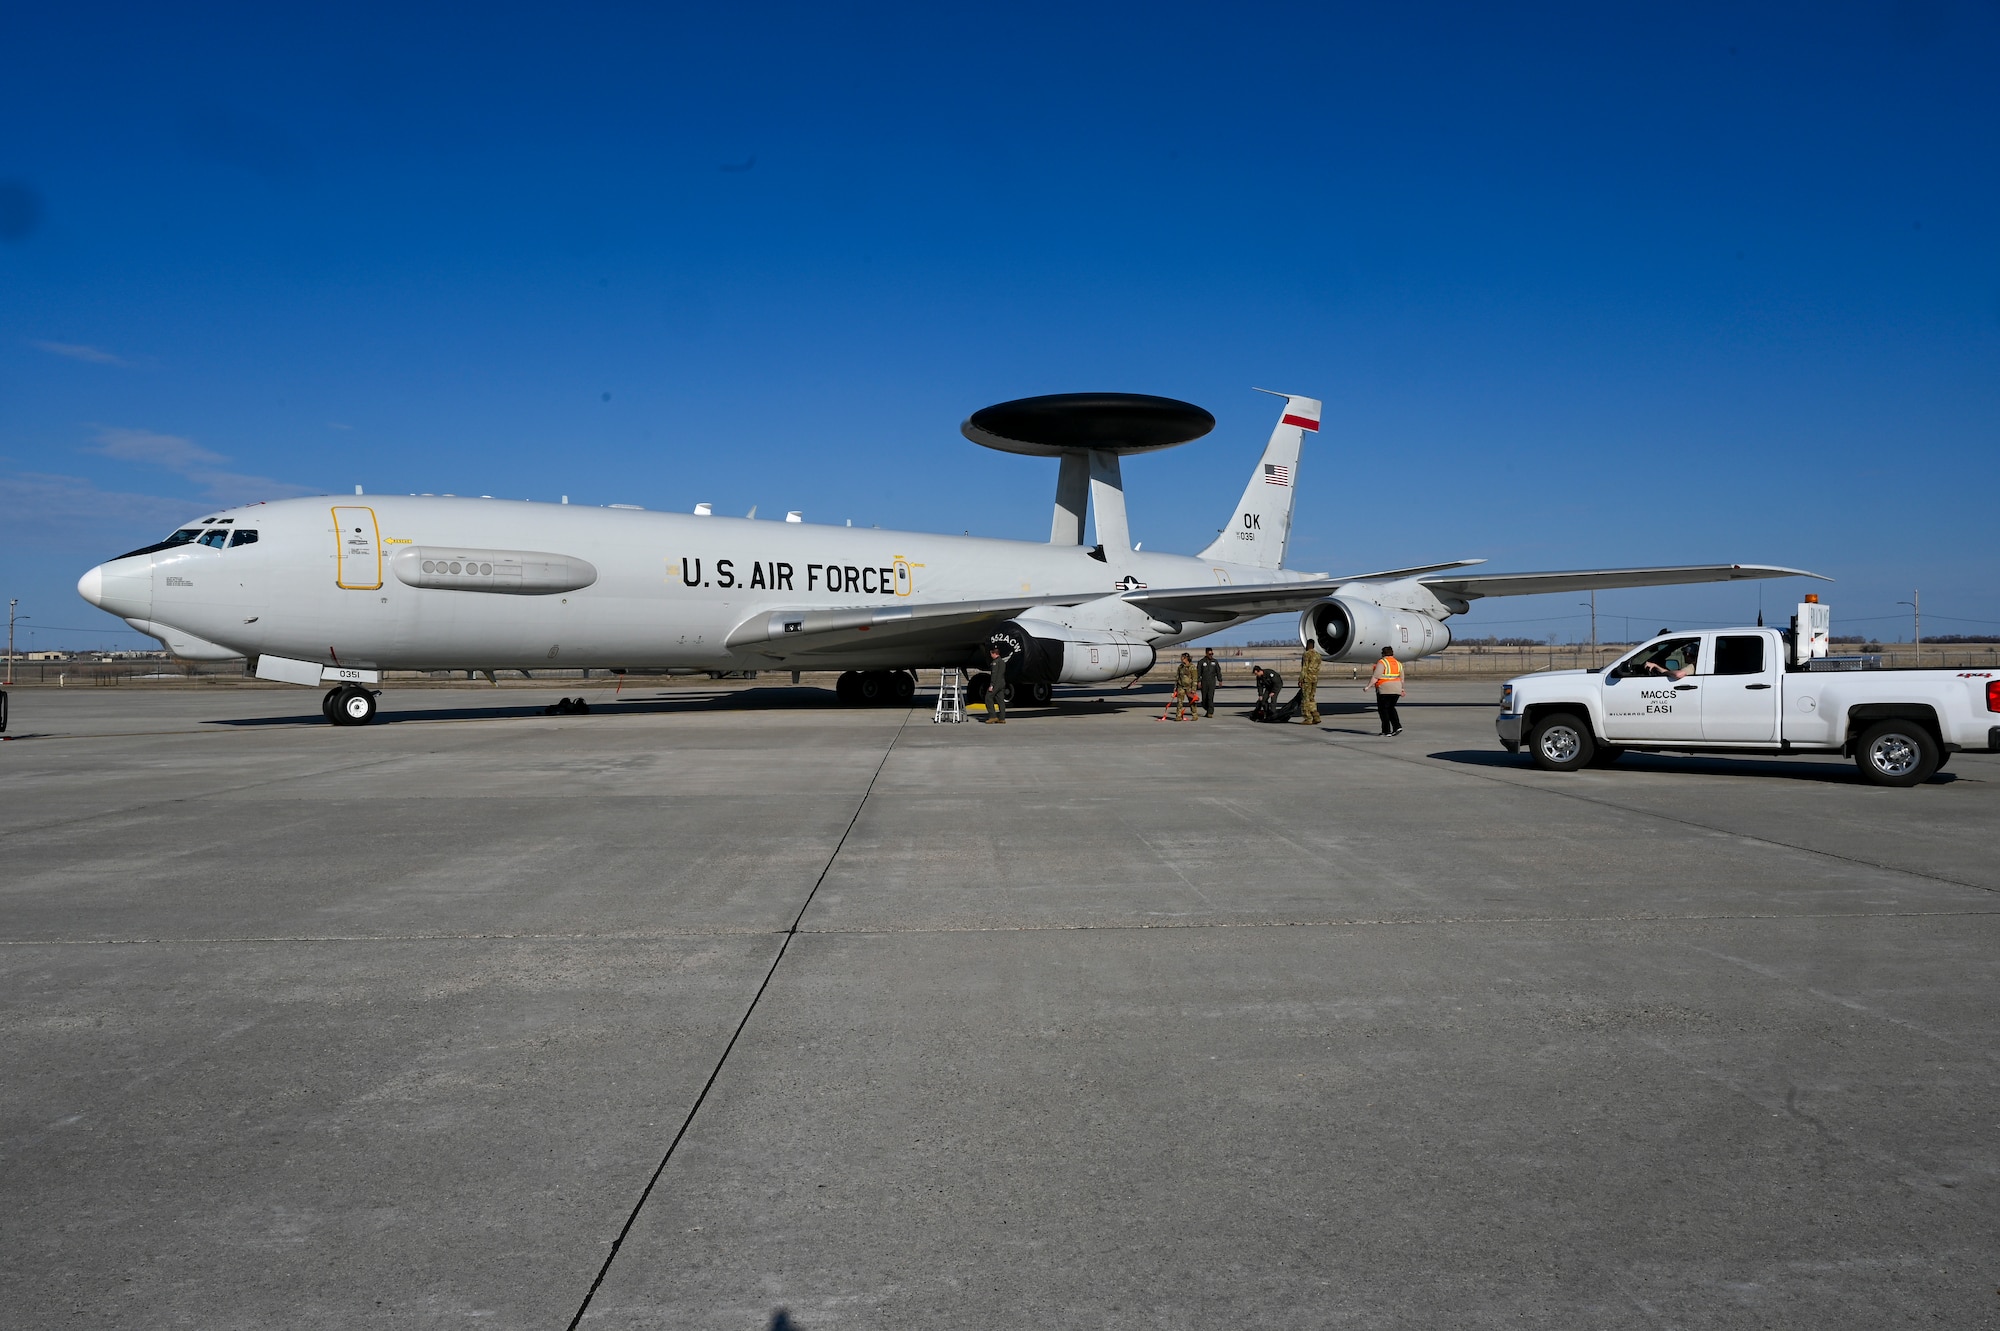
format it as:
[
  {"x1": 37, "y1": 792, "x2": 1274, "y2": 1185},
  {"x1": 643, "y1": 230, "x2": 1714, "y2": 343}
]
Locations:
[{"x1": 671, "y1": 556, "x2": 917, "y2": 596}]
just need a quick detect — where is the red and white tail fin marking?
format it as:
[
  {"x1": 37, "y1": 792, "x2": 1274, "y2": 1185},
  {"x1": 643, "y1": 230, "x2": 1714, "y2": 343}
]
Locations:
[{"x1": 1200, "y1": 390, "x2": 1321, "y2": 571}]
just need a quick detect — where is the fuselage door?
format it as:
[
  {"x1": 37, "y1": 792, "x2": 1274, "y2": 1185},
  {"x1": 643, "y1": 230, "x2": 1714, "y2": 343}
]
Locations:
[{"x1": 333, "y1": 506, "x2": 382, "y2": 590}]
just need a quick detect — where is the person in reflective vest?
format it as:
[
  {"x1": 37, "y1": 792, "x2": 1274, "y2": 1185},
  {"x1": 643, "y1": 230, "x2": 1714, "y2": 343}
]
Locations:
[{"x1": 1369, "y1": 646, "x2": 1405, "y2": 736}]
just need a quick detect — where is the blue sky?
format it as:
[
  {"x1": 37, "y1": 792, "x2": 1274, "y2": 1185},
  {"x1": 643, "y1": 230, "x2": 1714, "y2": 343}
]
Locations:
[{"x1": 4, "y1": 2, "x2": 1996, "y2": 652}]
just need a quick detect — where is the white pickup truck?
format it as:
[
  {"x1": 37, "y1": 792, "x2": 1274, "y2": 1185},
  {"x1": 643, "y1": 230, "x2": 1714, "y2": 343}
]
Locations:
[{"x1": 1495, "y1": 605, "x2": 2000, "y2": 786}]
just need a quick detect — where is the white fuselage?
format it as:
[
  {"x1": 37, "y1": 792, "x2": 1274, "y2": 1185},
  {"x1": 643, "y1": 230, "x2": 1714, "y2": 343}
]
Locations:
[{"x1": 88, "y1": 495, "x2": 1317, "y2": 673}]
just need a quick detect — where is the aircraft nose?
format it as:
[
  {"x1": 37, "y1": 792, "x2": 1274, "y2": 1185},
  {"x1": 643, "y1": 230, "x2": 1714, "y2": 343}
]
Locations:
[{"x1": 77, "y1": 555, "x2": 153, "y2": 619}]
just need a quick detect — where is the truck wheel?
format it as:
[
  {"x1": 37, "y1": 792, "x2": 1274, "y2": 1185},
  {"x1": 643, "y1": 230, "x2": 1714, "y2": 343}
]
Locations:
[
  {"x1": 1854, "y1": 720, "x2": 1938, "y2": 787},
  {"x1": 1587, "y1": 745, "x2": 1626, "y2": 768},
  {"x1": 1527, "y1": 712, "x2": 1594, "y2": 772}
]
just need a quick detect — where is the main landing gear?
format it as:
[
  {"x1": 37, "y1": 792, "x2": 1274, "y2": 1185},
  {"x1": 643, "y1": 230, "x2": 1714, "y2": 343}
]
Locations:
[
  {"x1": 964, "y1": 674, "x2": 1054, "y2": 708},
  {"x1": 835, "y1": 670, "x2": 918, "y2": 706},
  {"x1": 322, "y1": 685, "x2": 379, "y2": 726}
]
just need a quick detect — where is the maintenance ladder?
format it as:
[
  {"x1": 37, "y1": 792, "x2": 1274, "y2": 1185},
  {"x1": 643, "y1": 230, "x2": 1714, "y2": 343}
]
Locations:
[{"x1": 933, "y1": 668, "x2": 967, "y2": 723}]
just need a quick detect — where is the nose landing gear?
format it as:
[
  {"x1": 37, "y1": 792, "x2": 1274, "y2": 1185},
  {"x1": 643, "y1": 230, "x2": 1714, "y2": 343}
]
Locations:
[{"x1": 323, "y1": 685, "x2": 379, "y2": 726}]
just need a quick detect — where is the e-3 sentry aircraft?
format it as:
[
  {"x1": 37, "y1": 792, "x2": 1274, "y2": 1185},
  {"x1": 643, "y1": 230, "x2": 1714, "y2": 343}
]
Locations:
[{"x1": 76, "y1": 391, "x2": 1821, "y2": 725}]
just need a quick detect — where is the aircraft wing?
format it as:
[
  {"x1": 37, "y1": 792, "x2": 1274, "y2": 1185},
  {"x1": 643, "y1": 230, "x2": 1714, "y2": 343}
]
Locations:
[
  {"x1": 1119, "y1": 561, "x2": 1826, "y2": 619},
  {"x1": 1421, "y1": 563, "x2": 1829, "y2": 602},
  {"x1": 723, "y1": 591, "x2": 1099, "y2": 658},
  {"x1": 1117, "y1": 561, "x2": 1487, "y2": 618}
]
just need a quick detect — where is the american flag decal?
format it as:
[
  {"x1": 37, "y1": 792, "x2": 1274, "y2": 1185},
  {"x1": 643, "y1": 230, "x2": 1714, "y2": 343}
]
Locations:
[{"x1": 1263, "y1": 463, "x2": 1291, "y2": 487}]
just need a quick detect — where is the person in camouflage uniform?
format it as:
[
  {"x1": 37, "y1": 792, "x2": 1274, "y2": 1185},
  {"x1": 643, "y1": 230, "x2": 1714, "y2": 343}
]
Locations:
[
  {"x1": 1173, "y1": 651, "x2": 1199, "y2": 721},
  {"x1": 1298, "y1": 642, "x2": 1321, "y2": 724}
]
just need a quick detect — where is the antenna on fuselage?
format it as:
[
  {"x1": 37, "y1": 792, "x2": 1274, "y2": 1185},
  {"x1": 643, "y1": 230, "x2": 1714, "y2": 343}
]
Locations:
[{"x1": 959, "y1": 392, "x2": 1213, "y2": 556}]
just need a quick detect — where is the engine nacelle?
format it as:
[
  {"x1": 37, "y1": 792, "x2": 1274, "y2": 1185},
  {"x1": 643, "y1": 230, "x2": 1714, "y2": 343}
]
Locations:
[
  {"x1": 1298, "y1": 597, "x2": 1452, "y2": 662},
  {"x1": 989, "y1": 620, "x2": 1156, "y2": 684}
]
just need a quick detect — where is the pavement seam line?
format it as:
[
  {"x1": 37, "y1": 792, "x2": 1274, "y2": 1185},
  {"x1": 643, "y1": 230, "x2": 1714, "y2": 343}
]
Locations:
[
  {"x1": 1304, "y1": 728, "x2": 2000, "y2": 897},
  {"x1": 562, "y1": 707, "x2": 912, "y2": 1331},
  {"x1": 10, "y1": 909, "x2": 2000, "y2": 948}
]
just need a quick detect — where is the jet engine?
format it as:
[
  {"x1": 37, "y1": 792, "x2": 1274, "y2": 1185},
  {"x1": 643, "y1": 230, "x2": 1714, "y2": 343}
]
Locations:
[
  {"x1": 989, "y1": 619, "x2": 1156, "y2": 684},
  {"x1": 1298, "y1": 597, "x2": 1452, "y2": 662}
]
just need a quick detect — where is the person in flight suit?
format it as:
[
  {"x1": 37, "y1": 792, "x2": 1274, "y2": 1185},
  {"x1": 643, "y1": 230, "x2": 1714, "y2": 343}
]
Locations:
[
  {"x1": 1369, "y1": 646, "x2": 1404, "y2": 735},
  {"x1": 986, "y1": 643, "x2": 1011, "y2": 724},
  {"x1": 1298, "y1": 642, "x2": 1321, "y2": 725},
  {"x1": 1197, "y1": 648, "x2": 1223, "y2": 718},
  {"x1": 1260, "y1": 663, "x2": 1283, "y2": 709},
  {"x1": 1172, "y1": 652, "x2": 1199, "y2": 721}
]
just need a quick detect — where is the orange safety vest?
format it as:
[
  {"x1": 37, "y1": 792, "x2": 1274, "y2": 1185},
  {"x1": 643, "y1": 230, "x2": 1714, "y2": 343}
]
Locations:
[{"x1": 1377, "y1": 658, "x2": 1402, "y2": 682}]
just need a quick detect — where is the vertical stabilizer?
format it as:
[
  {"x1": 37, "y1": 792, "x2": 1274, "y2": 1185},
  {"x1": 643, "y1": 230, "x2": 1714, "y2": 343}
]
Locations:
[{"x1": 1199, "y1": 391, "x2": 1319, "y2": 569}]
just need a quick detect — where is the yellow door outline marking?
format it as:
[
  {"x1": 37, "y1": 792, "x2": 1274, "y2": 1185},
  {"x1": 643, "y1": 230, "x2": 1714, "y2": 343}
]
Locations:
[{"x1": 332, "y1": 506, "x2": 383, "y2": 590}]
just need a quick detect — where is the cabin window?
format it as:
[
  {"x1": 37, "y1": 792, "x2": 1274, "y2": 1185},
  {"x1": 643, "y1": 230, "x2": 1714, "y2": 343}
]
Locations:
[
  {"x1": 198, "y1": 529, "x2": 229, "y2": 548},
  {"x1": 1713, "y1": 635, "x2": 1765, "y2": 675},
  {"x1": 229, "y1": 529, "x2": 259, "y2": 547}
]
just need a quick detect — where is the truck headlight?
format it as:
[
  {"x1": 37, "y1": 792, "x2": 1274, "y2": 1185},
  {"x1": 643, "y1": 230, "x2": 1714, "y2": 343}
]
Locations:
[{"x1": 1499, "y1": 684, "x2": 1513, "y2": 711}]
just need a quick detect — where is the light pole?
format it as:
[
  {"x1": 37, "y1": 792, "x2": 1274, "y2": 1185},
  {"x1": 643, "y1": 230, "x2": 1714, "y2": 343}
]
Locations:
[
  {"x1": 1897, "y1": 590, "x2": 1920, "y2": 661},
  {"x1": 5, "y1": 599, "x2": 19, "y2": 685},
  {"x1": 1578, "y1": 593, "x2": 1597, "y2": 659}
]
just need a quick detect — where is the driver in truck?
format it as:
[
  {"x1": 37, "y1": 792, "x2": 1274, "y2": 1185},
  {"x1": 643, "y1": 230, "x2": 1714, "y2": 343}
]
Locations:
[{"x1": 1636, "y1": 638, "x2": 1700, "y2": 680}]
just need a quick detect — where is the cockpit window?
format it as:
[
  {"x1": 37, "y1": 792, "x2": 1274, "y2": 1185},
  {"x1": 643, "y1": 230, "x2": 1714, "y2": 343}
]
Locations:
[
  {"x1": 229, "y1": 529, "x2": 259, "y2": 547},
  {"x1": 111, "y1": 528, "x2": 205, "y2": 560},
  {"x1": 198, "y1": 529, "x2": 230, "y2": 547}
]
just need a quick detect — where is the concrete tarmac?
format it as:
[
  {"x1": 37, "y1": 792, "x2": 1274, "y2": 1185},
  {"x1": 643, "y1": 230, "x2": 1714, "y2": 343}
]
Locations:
[{"x1": 2, "y1": 680, "x2": 1995, "y2": 1328}]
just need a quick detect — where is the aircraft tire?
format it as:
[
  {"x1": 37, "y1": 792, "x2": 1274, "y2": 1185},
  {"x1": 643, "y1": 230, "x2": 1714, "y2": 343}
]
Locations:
[
  {"x1": 321, "y1": 688, "x2": 342, "y2": 722},
  {"x1": 331, "y1": 685, "x2": 378, "y2": 727},
  {"x1": 1028, "y1": 680, "x2": 1053, "y2": 707},
  {"x1": 836, "y1": 671, "x2": 862, "y2": 704},
  {"x1": 1853, "y1": 719, "x2": 1938, "y2": 787},
  {"x1": 966, "y1": 673, "x2": 990, "y2": 704},
  {"x1": 892, "y1": 671, "x2": 917, "y2": 703},
  {"x1": 856, "y1": 672, "x2": 890, "y2": 705},
  {"x1": 1527, "y1": 712, "x2": 1593, "y2": 772}
]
